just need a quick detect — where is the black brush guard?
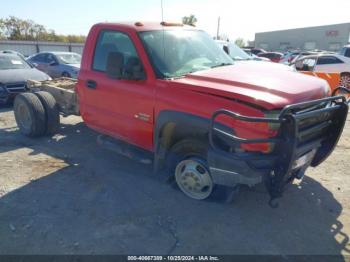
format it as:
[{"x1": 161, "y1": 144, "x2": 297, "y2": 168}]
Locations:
[{"x1": 209, "y1": 96, "x2": 349, "y2": 204}]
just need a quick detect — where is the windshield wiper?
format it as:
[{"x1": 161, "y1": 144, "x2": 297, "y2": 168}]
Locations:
[{"x1": 211, "y1": 63, "x2": 233, "y2": 69}]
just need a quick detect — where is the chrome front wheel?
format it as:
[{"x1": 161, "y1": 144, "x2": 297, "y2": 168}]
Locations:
[{"x1": 175, "y1": 158, "x2": 213, "y2": 200}]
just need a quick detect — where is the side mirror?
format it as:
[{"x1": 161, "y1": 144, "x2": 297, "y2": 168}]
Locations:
[
  {"x1": 124, "y1": 57, "x2": 146, "y2": 80},
  {"x1": 106, "y1": 52, "x2": 124, "y2": 79},
  {"x1": 49, "y1": 61, "x2": 58, "y2": 66}
]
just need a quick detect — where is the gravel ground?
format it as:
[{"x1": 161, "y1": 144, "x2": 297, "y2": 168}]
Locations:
[{"x1": 0, "y1": 106, "x2": 349, "y2": 257}]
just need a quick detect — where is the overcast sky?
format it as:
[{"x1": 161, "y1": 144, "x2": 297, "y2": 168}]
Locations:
[{"x1": 1, "y1": 0, "x2": 350, "y2": 41}]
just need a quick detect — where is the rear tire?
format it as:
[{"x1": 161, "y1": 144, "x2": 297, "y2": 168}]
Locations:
[
  {"x1": 14, "y1": 93, "x2": 46, "y2": 137},
  {"x1": 34, "y1": 91, "x2": 60, "y2": 135}
]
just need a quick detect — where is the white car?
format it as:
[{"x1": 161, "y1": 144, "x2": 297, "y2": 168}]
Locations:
[
  {"x1": 293, "y1": 54, "x2": 350, "y2": 88},
  {"x1": 215, "y1": 40, "x2": 294, "y2": 71}
]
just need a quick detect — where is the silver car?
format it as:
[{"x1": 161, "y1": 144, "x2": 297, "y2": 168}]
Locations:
[
  {"x1": 0, "y1": 53, "x2": 51, "y2": 104},
  {"x1": 27, "y1": 52, "x2": 81, "y2": 79}
]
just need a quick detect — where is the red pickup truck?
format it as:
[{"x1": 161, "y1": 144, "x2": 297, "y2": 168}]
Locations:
[{"x1": 13, "y1": 22, "x2": 349, "y2": 205}]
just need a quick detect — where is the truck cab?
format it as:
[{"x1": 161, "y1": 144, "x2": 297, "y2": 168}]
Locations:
[
  {"x1": 76, "y1": 22, "x2": 348, "y2": 203},
  {"x1": 14, "y1": 22, "x2": 349, "y2": 204}
]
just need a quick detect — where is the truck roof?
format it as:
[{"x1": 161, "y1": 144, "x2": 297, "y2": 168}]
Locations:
[{"x1": 93, "y1": 22, "x2": 197, "y2": 32}]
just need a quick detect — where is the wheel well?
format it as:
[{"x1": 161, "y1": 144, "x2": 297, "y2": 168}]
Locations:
[
  {"x1": 340, "y1": 72, "x2": 350, "y2": 77},
  {"x1": 154, "y1": 111, "x2": 210, "y2": 172},
  {"x1": 159, "y1": 122, "x2": 208, "y2": 152}
]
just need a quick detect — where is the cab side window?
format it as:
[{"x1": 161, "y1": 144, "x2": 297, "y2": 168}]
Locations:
[{"x1": 93, "y1": 30, "x2": 139, "y2": 72}]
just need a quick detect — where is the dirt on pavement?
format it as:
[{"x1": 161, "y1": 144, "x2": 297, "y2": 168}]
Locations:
[{"x1": 0, "y1": 106, "x2": 349, "y2": 256}]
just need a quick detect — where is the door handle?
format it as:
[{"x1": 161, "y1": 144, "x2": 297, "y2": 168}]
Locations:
[{"x1": 86, "y1": 80, "x2": 97, "y2": 89}]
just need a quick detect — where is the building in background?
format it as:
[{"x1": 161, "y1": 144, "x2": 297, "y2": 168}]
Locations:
[{"x1": 255, "y1": 23, "x2": 350, "y2": 52}]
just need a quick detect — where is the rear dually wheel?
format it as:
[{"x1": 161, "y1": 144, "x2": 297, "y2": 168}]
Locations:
[{"x1": 14, "y1": 93, "x2": 46, "y2": 137}]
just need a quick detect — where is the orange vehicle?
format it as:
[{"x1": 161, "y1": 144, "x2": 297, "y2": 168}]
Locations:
[{"x1": 300, "y1": 71, "x2": 349, "y2": 99}]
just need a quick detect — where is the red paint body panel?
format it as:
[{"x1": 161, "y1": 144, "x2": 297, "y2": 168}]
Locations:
[
  {"x1": 173, "y1": 63, "x2": 328, "y2": 110},
  {"x1": 78, "y1": 23, "x2": 156, "y2": 150},
  {"x1": 77, "y1": 23, "x2": 330, "y2": 153}
]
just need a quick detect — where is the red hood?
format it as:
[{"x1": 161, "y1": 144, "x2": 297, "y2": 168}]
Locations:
[{"x1": 171, "y1": 62, "x2": 329, "y2": 110}]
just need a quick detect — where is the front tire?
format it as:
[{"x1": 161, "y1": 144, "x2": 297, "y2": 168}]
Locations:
[
  {"x1": 167, "y1": 139, "x2": 239, "y2": 202},
  {"x1": 175, "y1": 157, "x2": 214, "y2": 200}
]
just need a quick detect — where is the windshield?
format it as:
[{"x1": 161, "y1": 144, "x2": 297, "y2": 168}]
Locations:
[
  {"x1": 0, "y1": 55, "x2": 31, "y2": 70},
  {"x1": 139, "y1": 30, "x2": 233, "y2": 78},
  {"x1": 56, "y1": 53, "x2": 81, "y2": 65},
  {"x1": 226, "y1": 43, "x2": 252, "y2": 60}
]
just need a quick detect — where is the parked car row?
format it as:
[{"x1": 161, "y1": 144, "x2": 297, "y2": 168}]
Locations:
[
  {"x1": 216, "y1": 40, "x2": 294, "y2": 72},
  {"x1": 0, "y1": 50, "x2": 81, "y2": 105},
  {"x1": 241, "y1": 45, "x2": 350, "y2": 89},
  {"x1": 27, "y1": 52, "x2": 81, "y2": 79},
  {"x1": 293, "y1": 53, "x2": 350, "y2": 88}
]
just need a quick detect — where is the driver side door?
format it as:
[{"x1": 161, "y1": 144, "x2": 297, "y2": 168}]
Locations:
[{"x1": 78, "y1": 29, "x2": 155, "y2": 151}]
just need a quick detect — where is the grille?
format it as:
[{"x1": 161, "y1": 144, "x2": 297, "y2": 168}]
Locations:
[
  {"x1": 296, "y1": 104, "x2": 334, "y2": 146},
  {"x1": 5, "y1": 82, "x2": 27, "y2": 93}
]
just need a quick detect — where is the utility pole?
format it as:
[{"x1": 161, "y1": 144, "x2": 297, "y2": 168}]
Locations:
[
  {"x1": 216, "y1": 16, "x2": 221, "y2": 40},
  {"x1": 161, "y1": 0, "x2": 164, "y2": 22}
]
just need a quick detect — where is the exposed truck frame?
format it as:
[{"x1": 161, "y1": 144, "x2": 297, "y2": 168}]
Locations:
[{"x1": 27, "y1": 78, "x2": 79, "y2": 116}]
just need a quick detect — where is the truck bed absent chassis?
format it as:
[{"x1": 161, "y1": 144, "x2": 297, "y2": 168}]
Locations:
[{"x1": 27, "y1": 78, "x2": 79, "y2": 116}]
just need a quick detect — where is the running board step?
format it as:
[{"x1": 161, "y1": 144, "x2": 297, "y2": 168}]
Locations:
[{"x1": 97, "y1": 135, "x2": 153, "y2": 165}]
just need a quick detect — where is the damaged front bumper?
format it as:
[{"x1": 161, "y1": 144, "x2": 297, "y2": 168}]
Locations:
[{"x1": 208, "y1": 96, "x2": 349, "y2": 203}]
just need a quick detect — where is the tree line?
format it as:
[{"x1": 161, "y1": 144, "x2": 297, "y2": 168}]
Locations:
[{"x1": 0, "y1": 16, "x2": 86, "y2": 43}]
